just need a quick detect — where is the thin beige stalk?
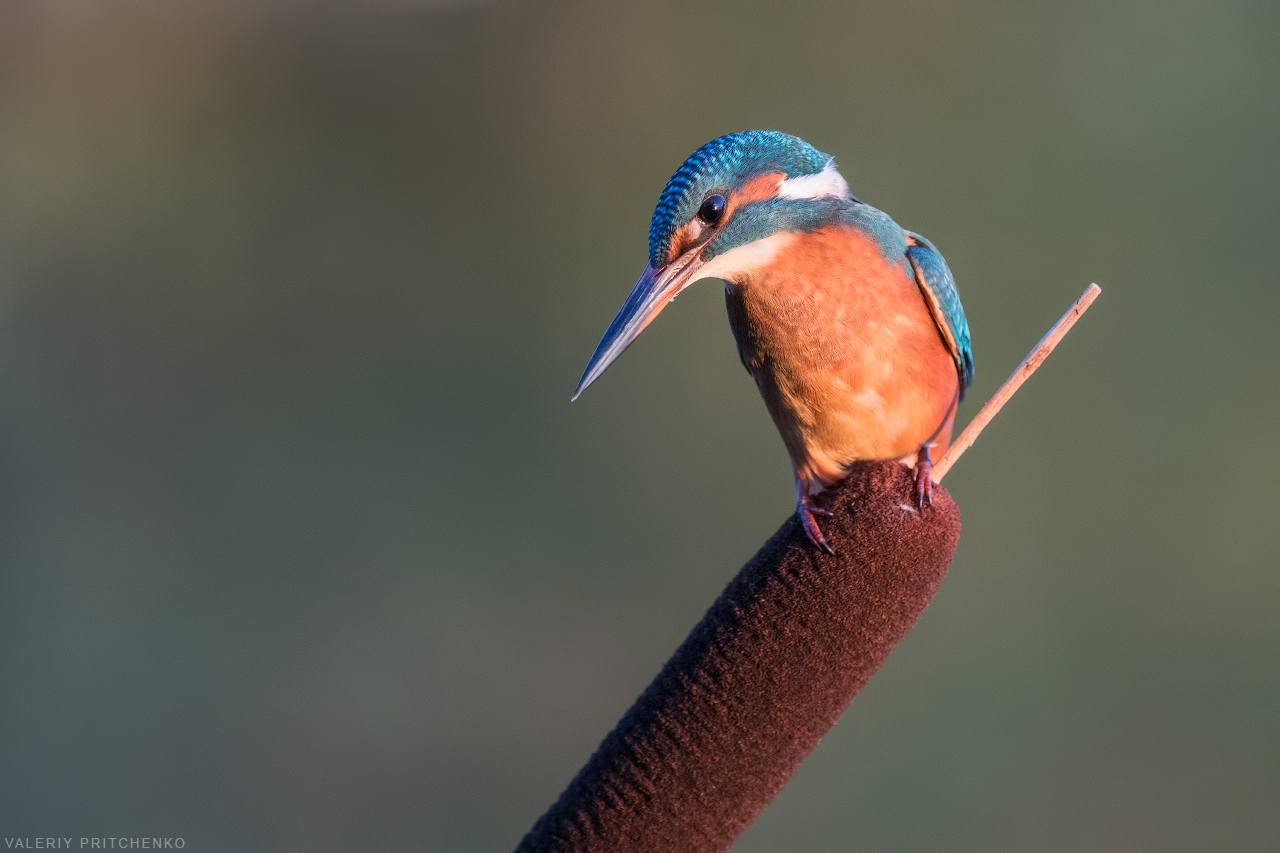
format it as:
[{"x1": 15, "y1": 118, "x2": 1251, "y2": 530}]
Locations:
[{"x1": 933, "y1": 283, "x2": 1102, "y2": 483}]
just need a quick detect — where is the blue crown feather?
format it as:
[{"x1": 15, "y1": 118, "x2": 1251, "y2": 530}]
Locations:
[{"x1": 648, "y1": 131, "x2": 830, "y2": 266}]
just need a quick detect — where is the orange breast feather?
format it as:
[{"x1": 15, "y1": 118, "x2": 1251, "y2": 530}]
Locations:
[{"x1": 726, "y1": 225, "x2": 958, "y2": 485}]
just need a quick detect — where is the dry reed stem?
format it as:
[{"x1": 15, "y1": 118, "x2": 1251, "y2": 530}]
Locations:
[{"x1": 932, "y1": 283, "x2": 1102, "y2": 484}]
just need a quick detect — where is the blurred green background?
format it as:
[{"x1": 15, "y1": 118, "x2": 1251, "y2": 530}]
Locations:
[{"x1": 1, "y1": 1, "x2": 1276, "y2": 850}]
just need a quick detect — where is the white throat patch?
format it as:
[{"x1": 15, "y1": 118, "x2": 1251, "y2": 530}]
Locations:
[
  {"x1": 776, "y1": 159, "x2": 852, "y2": 201},
  {"x1": 698, "y1": 231, "x2": 795, "y2": 284}
]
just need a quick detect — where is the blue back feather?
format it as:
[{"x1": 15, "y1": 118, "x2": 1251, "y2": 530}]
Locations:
[{"x1": 904, "y1": 232, "x2": 975, "y2": 394}]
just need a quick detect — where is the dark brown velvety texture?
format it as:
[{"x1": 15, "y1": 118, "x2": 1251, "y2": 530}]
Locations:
[{"x1": 515, "y1": 460, "x2": 961, "y2": 853}]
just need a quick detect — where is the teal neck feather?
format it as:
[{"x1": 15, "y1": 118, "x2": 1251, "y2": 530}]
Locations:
[{"x1": 702, "y1": 197, "x2": 908, "y2": 264}]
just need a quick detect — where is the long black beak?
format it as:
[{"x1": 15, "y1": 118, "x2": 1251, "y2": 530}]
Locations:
[{"x1": 572, "y1": 253, "x2": 705, "y2": 400}]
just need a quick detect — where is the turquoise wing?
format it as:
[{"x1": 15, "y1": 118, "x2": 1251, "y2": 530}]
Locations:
[{"x1": 904, "y1": 231, "x2": 974, "y2": 397}]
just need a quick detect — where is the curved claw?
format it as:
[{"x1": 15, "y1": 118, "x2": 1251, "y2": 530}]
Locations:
[
  {"x1": 799, "y1": 504, "x2": 834, "y2": 554},
  {"x1": 796, "y1": 478, "x2": 834, "y2": 554},
  {"x1": 913, "y1": 445, "x2": 934, "y2": 510}
]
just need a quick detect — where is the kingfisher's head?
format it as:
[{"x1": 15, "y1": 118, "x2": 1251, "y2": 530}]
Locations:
[{"x1": 573, "y1": 130, "x2": 857, "y2": 399}]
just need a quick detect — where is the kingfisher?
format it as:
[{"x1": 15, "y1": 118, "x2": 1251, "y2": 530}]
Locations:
[{"x1": 573, "y1": 131, "x2": 974, "y2": 553}]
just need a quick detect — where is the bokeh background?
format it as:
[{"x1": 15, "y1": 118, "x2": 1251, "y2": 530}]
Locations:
[{"x1": 1, "y1": 1, "x2": 1276, "y2": 849}]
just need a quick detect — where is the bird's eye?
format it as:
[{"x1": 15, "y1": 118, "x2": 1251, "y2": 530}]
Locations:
[{"x1": 697, "y1": 194, "x2": 726, "y2": 225}]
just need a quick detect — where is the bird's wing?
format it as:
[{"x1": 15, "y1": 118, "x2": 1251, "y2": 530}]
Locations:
[{"x1": 904, "y1": 231, "x2": 974, "y2": 395}]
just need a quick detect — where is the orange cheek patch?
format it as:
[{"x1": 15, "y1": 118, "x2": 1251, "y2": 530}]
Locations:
[{"x1": 727, "y1": 172, "x2": 785, "y2": 217}]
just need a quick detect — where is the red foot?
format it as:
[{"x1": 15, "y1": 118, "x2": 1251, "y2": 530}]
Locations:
[
  {"x1": 913, "y1": 445, "x2": 934, "y2": 510},
  {"x1": 796, "y1": 479, "x2": 834, "y2": 554}
]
